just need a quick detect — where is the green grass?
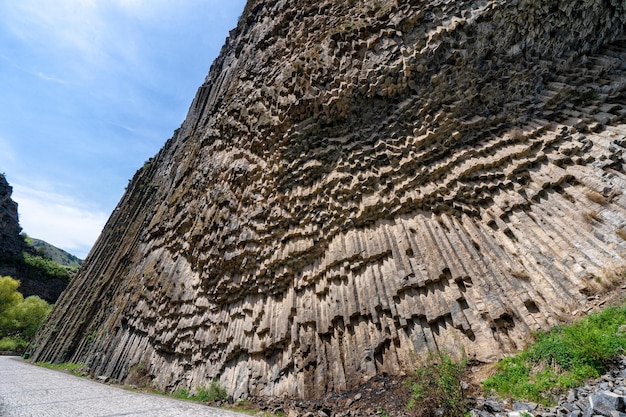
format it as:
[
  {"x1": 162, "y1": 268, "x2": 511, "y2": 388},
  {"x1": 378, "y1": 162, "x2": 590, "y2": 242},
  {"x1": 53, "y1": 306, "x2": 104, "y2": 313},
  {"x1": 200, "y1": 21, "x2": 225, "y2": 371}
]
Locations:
[
  {"x1": 483, "y1": 304, "x2": 626, "y2": 405},
  {"x1": 36, "y1": 362, "x2": 89, "y2": 376}
]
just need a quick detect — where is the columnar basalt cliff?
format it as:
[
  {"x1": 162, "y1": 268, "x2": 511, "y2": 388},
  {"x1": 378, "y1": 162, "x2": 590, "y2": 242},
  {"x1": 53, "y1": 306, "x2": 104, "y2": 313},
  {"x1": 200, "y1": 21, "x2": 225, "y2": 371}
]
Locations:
[{"x1": 32, "y1": 0, "x2": 626, "y2": 400}]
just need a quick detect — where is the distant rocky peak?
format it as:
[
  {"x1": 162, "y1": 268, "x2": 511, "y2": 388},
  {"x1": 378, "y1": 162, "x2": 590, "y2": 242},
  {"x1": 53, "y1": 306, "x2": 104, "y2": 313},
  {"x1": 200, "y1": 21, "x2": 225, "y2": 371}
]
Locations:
[{"x1": 0, "y1": 174, "x2": 24, "y2": 256}]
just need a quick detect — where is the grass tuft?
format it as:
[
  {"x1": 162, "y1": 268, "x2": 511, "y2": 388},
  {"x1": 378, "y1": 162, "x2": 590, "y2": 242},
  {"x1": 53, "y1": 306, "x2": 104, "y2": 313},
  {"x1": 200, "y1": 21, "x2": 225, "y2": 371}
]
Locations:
[{"x1": 173, "y1": 381, "x2": 228, "y2": 403}]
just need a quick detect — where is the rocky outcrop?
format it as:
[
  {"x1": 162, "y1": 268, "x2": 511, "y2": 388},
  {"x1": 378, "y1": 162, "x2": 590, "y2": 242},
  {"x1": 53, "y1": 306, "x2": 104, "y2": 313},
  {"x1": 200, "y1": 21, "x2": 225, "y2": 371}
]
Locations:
[
  {"x1": 31, "y1": 0, "x2": 626, "y2": 401},
  {"x1": 0, "y1": 174, "x2": 23, "y2": 257},
  {"x1": 0, "y1": 174, "x2": 71, "y2": 303}
]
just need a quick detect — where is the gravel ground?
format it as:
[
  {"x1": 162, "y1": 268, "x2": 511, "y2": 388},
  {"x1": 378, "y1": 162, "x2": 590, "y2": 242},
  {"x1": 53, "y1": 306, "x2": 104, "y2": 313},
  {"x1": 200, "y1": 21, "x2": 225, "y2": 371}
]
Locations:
[{"x1": 0, "y1": 356, "x2": 246, "y2": 417}]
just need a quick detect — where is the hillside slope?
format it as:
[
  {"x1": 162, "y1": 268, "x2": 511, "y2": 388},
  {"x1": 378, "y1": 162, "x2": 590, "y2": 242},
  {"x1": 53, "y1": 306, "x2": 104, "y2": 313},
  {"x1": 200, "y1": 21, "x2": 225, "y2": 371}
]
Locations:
[
  {"x1": 26, "y1": 237, "x2": 82, "y2": 269},
  {"x1": 32, "y1": 0, "x2": 626, "y2": 400}
]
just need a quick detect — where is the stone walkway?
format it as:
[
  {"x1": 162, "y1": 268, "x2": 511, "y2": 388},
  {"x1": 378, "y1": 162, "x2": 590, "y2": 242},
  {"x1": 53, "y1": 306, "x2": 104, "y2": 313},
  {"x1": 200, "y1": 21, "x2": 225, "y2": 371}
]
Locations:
[{"x1": 0, "y1": 356, "x2": 246, "y2": 417}]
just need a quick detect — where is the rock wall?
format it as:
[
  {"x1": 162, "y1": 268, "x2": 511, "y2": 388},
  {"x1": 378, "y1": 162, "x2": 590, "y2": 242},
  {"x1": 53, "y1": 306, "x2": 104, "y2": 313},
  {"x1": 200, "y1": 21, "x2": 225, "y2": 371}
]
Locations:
[
  {"x1": 31, "y1": 0, "x2": 626, "y2": 400},
  {"x1": 0, "y1": 174, "x2": 23, "y2": 257}
]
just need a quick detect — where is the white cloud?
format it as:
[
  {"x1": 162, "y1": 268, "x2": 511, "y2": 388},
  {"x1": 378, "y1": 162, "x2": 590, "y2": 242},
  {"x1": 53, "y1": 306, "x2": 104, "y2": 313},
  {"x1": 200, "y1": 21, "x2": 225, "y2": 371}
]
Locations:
[{"x1": 11, "y1": 184, "x2": 109, "y2": 259}]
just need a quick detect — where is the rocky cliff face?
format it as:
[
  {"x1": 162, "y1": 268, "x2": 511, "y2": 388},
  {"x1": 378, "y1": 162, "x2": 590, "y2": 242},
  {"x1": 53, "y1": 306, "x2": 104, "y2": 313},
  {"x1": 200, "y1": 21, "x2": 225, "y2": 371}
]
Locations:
[
  {"x1": 32, "y1": 0, "x2": 626, "y2": 400},
  {"x1": 0, "y1": 174, "x2": 23, "y2": 257},
  {"x1": 0, "y1": 175, "x2": 70, "y2": 303}
]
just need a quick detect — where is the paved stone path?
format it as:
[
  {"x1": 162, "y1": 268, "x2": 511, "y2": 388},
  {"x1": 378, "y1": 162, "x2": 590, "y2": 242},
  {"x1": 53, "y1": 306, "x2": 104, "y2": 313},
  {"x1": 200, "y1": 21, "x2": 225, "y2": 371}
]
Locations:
[{"x1": 0, "y1": 356, "x2": 246, "y2": 417}]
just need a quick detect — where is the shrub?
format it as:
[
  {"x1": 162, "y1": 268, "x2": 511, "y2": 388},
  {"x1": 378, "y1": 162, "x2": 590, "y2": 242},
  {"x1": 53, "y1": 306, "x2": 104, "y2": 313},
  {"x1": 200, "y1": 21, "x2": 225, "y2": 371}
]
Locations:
[
  {"x1": 0, "y1": 276, "x2": 52, "y2": 352},
  {"x1": 0, "y1": 276, "x2": 22, "y2": 311},
  {"x1": 0, "y1": 336, "x2": 27, "y2": 351},
  {"x1": 173, "y1": 381, "x2": 228, "y2": 403},
  {"x1": 173, "y1": 388, "x2": 191, "y2": 399},
  {"x1": 194, "y1": 381, "x2": 228, "y2": 403},
  {"x1": 405, "y1": 352, "x2": 467, "y2": 417},
  {"x1": 22, "y1": 253, "x2": 71, "y2": 281},
  {"x1": 582, "y1": 210, "x2": 603, "y2": 223}
]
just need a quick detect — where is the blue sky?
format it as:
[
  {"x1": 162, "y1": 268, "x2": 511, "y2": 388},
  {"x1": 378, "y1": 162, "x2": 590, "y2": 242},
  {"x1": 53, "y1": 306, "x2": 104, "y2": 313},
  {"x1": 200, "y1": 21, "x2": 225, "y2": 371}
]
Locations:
[{"x1": 0, "y1": 0, "x2": 246, "y2": 258}]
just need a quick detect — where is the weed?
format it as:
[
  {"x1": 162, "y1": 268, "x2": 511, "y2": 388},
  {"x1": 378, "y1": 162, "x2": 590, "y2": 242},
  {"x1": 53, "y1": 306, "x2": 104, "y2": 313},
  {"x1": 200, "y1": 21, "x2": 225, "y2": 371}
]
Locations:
[
  {"x1": 126, "y1": 361, "x2": 152, "y2": 387},
  {"x1": 582, "y1": 211, "x2": 603, "y2": 223},
  {"x1": 483, "y1": 304, "x2": 626, "y2": 405},
  {"x1": 194, "y1": 381, "x2": 228, "y2": 403},
  {"x1": 173, "y1": 388, "x2": 191, "y2": 399},
  {"x1": 404, "y1": 351, "x2": 467, "y2": 417},
  {"x1": 376, "y1": 406, "x2": 390, "y2": 417},
  {"x1": 172, "y1": 381, "x2": 228, "y2": 403},
  {"x1": 585, "y1": 190, "x2": 608, "y2": 205},
  {"x1": 512, "y1": 270, "x2": 531, "y2": 281}
]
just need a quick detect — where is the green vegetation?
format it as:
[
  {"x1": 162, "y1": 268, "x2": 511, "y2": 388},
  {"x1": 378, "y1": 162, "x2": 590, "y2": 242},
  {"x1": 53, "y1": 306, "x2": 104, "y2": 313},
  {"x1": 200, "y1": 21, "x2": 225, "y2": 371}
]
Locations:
[
  {"x1": 404, "y1": 352, "x2": 468, "y2": 417},
  {"x1": 25, "y1": 237, "x2": 82, "y2": 269},
  {"x1": 173, "y1": 381, "x2": 228, "y2": 403},
  {"x1": 0, "y1": 250, "x2": 76, "y2": 284},
  {"x1": 483, "y1": 304, "x2": 626, "y2": 405},
  {"x1": 224, "y1": 401, "x2": 283, "y2": 417},
  {"x1": 22, "y1": 252, "x2": 73, "y2": 280},
  {"x1": 0, "y1": 276, "x2": 52, "y2": 352},
  {"x1": 35, "y1": 362, "x2": 88, "y2": 376},
  {"x1": 376, "y1": 406, "x2": 390, "y2": 417}
]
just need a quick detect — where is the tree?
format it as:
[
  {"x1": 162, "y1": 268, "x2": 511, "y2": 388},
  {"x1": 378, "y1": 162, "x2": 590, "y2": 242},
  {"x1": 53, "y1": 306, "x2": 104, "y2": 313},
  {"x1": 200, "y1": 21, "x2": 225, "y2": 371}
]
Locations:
[
  {"x1": 0, "y1": 276, "x2": 52, "y2": 351},
  {"x1": 0, "y1": 276, "x2": 23, "y2": 313}
]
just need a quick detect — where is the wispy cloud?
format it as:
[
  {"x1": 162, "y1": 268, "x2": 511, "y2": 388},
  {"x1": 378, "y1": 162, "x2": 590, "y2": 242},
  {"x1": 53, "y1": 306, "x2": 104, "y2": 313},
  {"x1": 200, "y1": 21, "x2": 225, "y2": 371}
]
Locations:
[
  {"x1": 11, "y1": 183, "x2": 109, "y2": 259},
  {"x1": 0, "y1": 1, "x2": 140, "y2": 83},
  {"x1": 35, "y1": 71, "x2": 72, "y2": 84}
]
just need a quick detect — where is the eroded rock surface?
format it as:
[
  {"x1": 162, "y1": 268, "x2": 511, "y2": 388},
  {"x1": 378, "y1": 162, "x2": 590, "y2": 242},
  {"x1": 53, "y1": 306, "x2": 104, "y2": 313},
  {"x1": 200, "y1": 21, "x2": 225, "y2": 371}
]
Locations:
[{"x1": 32, "y1": 0, "x2": 626, "y2": 401}]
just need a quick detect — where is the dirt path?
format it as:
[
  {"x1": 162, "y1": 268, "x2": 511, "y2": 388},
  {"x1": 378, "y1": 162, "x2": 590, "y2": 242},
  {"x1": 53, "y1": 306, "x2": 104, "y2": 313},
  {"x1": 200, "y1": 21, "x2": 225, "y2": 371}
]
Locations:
[{"x1": 0, "y1": 356, "x2": 246, "y2": 417}]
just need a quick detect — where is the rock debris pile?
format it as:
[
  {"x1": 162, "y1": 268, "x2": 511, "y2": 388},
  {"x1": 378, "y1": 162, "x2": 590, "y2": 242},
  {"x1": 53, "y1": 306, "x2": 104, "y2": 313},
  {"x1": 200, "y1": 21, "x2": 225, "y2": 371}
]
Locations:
[{"x1": 32, "y1": 0, "x2": 626, "y2": 401}]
